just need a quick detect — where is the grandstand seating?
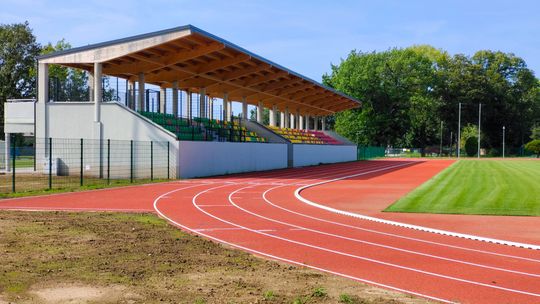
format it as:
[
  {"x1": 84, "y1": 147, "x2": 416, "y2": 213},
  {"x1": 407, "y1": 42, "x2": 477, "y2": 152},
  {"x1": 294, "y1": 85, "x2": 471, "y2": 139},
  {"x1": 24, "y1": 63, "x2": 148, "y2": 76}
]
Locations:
[
  {"x1": 267, "y1": 126, "x2": 341, "y2": 145},
  {"x1": 139, "y1": 111, "x2": 267, "y2": 143}
]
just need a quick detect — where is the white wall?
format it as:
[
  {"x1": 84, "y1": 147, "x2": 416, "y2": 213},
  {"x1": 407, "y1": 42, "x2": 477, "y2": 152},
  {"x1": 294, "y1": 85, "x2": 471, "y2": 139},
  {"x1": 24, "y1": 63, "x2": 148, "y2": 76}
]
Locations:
[
  {"x1": 293, "y1": 144, "x2": 357, "y2": 167},
  {"x1": 179, "y1": 141, "x2": 287, "y2": 178},
  {"x1": 5, "y1": 102, "x2": 34, "y2": 134}
]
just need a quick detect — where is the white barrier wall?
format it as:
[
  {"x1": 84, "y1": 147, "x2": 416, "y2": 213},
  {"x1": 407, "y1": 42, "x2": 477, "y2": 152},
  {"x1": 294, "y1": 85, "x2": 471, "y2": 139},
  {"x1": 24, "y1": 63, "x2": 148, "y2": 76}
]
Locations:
[
  {"x1": 293, "y1": 144, "x2": 357, "y2": 167},
  {"x1": 179, "y1": 141, "x2": 287, "y2": 178}
]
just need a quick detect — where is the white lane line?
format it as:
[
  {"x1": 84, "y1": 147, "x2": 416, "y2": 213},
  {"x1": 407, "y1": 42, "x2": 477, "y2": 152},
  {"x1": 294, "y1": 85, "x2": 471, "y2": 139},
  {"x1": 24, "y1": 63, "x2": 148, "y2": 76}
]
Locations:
[
  {"x1": 229, "y1": 186, "x2": 540, "y2": 278},
  {"x1": 193, "y1": 184, "x2": 540, "y2": 298},
  {"x1": 152, "y1": 186, "x2": 455, "y2": 304},
  {"x1": 293, "y1": 165, "x2": 540, "y2": 250},
  {"x1": 262, "y1": 187, "x2": 540, "y2": 263}
]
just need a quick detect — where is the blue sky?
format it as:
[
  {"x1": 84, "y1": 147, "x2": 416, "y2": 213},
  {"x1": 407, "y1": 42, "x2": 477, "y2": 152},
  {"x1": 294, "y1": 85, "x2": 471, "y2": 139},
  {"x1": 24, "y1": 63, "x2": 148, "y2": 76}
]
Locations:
[{"x1": 2, "y1": 0, "x2": 539, "y2": 81}]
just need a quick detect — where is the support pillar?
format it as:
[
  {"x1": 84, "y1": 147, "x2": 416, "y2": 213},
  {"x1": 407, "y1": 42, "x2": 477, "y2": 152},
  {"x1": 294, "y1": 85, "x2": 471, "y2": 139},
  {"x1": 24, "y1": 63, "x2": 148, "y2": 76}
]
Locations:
[
  {"x1": 294, "y1": 111, "x2": 300, "y2": 130},
  {"x1": 199, "y1": 88, "x2": 206, "y2": 118},
  {"x1": 94, "y1": 63, "x2": 102, "y2": 123},
  {"x1": 4, "y1": 133, "x2": 10, "y2": 172},
  {"x1": 269, "y1": 105, "x2": 276, "y2": 126},
  {"x1": 186, "y1": 91, "x2": 193, "y2": 119},
  {"x1": 88, "y1": 72, "x2": 94, "y2": 102},
  {"x1": 127, "y1": 80, "x2": 135, "y2": 109},
  {"x1": 223, "y1": 93, "x2": 229, "y2": 121},
  {"x1": 321, "y1": 116, "x2": 326, "y2": 131},
  {"x1": 172, "y1": 81, "x2": 179, "y2": 117},
  {"x1": 280, "y1": 111, "x2": 285, "y2": 128},
  {"x1": 290, "y1": 113, "x2": 295, "y2": 129},
  {"x1": 242, "y1": 97, "x2": 248, "y2": 120},
  {"x1": 299, "y1": 114, "x2": 305, "y2": 131},
  {"x1": 208, "y1": 97, "x2": 214, "y2": 120},
  {"x1": 159, "y1": 86, "x2": 167, "y2": 114},
  {"x1": 284, "y1": 107, "x2": 290, "y2": 128},
  {"x1": 306, "y1": 114, "x2": 311, "y2": 130},
  {"x1": 137, "y1": 73, "x2": 145, "y2": 111},
  {"x1": 314, "y1": 116, "x2": 319, "y2": 130},
  {"x1": 37, "y1": 62, "x2": 49, "y2": 141},
  {"x1": 257, "y1": 101, "x2": 264, "y2": 123}
]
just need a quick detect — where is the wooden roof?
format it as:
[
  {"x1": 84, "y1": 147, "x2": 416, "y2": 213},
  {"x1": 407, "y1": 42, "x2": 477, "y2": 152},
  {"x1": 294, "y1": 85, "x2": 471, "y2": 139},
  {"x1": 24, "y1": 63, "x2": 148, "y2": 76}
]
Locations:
[{"x1": 38, "y1": 25, "x2": 360, "y2": 115}]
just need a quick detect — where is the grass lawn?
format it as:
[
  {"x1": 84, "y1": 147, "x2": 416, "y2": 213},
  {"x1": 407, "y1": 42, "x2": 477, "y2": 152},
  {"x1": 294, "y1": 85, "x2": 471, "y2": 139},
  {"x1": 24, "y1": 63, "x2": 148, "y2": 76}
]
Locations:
[
  {"x1": 0, "y1": 211, "x2": 429, "y2": 304},
  {"x1": 385, "y1": 159, "x2": 540, "y2": 216}
]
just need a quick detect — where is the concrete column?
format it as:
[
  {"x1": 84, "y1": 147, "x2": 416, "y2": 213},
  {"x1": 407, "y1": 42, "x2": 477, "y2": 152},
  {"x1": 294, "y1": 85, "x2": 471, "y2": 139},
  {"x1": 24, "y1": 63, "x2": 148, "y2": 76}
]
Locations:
[
  {"x1": 227, "y1": 101, "x2": 232, "y2": 120},
  {"x1": 159, "y1": 87, "x2": 167, "y2": 114},
  {"x1": 321, "y1": 116, "x2": 326, "y2": 130},
  {"x1": 306, "y1": 114, "x2": 311, "y2": 130},
  {"x1": 279, "y1": 111, "x2": 285, "y2": 128},
  {"x1": 94, "y1": 62, "x2": 102, "y2": 122},
  {"x1": 269, "y1": 105, "x2": 276, "y2": 126},
  {"x1": 172, "y1": 81, "x2": 179, "y2": 117},
  {"x1": 314, "y1": 116, "x2": 319, "y2": 130},
  {"x1": 127, "y1": 80, "x2": 135, "y2": 109},
  {"x1": 223, "y1": 93, "x2": 229, "y2": 121},
  {"x1": 299, "y1": 114, "x2": 305, "y2": 131},
  {"x1": 284, "y1": 107, "x2": 290, "y2": 128},
  {"x1": 241, "y1": 97, "x2": 248, "y2": 120},
  {"x1": 38, "y1": 63, "x2": 49, "y2": 103},
  {"x1": 4, "y1": 133, "x2": 10, "y2": 172},
  {"x1": 88, "y1": 72, "x2": 94, "y2": 102},
  {"x1": 289, "y1": 113, "x2": 295, "y2": 129},
  {"x1": 257, "y1": 101, "x2": 264, "y2": 123},
  {"x1": 138, "y1": 73, "x2": 145, "y2": 111},
  {"x1": 199, "y1": 88, "x2": 206, "y2": 118},
  {"x1": 208, "y1": 97, "x2": 214, "y2": 120},
  {"x1": 295, "y1": 111, "x2": 300, "y2": 130},
  {"x1": 186, "y1": 91, "x2": 192, "y2": 119}
]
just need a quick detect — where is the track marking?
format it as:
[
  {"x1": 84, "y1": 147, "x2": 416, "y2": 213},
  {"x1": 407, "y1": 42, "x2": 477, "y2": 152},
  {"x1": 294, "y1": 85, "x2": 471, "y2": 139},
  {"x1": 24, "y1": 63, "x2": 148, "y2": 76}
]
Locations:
[
  {"x1": 293, "y1": 165, "x2": 540, "y2": 250},
  {"x1": 228, "y1": 185, "x2": 540, "y2": 278},
  {"x1": 152, "y1": 185, "x2": 455, "y2": 304},
  {"x1": 192, "y1": 184, "x2": 540, "y2": 298}
]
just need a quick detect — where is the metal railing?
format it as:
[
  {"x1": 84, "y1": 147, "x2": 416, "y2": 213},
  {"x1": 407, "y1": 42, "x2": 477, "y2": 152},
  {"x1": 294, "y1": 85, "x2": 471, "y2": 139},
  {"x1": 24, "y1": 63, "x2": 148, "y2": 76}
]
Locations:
[{"x1": 1, "y1": 137, "x2": 176, "y2": 196}]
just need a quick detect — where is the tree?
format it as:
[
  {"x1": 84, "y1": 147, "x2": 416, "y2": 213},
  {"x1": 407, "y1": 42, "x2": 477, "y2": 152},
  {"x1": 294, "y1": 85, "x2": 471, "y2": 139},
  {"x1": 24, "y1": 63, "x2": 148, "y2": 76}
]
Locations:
[
  {"x1": 465, "y1": 136, "x2": 478, "y2": 157},
  {"x1": 0, "y1": 22, "x2": 41, "y2": 139},
  {"x1": 249, "y1": 107, "x2": 270, "y2": 125},
  {"x1": 324, "y1": 47, "x2": 440, "y2": 148},
  {"x1": 531, "y1": 125, "x2": 540, "y2": 140},
  {"x1": 524, "y1": 139, "x2": 540, "y2": 157},
  {"x1": 41, "y1": 39, "x2": 89, "y2": 101}
]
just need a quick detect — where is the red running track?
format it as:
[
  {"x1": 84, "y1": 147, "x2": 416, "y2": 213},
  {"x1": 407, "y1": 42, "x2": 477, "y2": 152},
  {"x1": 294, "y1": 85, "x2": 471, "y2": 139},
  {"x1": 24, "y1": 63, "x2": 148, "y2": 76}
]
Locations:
[{"x1": 1, "y1": 160, "x2": 540, "y2": 303}]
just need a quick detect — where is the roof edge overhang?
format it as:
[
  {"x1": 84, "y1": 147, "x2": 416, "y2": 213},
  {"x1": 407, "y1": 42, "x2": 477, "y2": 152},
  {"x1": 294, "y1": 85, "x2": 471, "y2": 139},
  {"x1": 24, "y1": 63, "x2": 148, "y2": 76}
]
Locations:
[{"x1": 37, "y1": 24, "x2": 361, "y2": 107}]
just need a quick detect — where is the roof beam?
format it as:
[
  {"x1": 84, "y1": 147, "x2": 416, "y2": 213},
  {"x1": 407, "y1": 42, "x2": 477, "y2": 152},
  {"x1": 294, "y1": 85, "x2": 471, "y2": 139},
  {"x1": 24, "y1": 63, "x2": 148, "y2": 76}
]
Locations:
[{"x1": 104, "y1": 41, "x2": 225, "y2": 74}]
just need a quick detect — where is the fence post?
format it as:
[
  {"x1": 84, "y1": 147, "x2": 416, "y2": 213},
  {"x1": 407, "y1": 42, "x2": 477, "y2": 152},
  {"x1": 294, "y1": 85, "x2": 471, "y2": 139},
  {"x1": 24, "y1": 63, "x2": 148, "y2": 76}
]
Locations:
[
  {"x1": 80, "y1": 138, "x2": 83, "y2": 186},
  {"x1": 48, "y1": 137, "x2": 52, "y2": 190},
  {"x1": 150, "y1": 141, "x2": 154, "y2": 181},
  {"x1": 107, "y1": 139, "x2": 110, "y2": 184},
  {"x1": 167, "y1": 141, "x2": 170, "y2": 180},
  {"x1": 130, "y1": 140, "x2": 134, "y2": 183},
  {"x1": 11, "y1": 135, "x2": 15, "y2": 193}
]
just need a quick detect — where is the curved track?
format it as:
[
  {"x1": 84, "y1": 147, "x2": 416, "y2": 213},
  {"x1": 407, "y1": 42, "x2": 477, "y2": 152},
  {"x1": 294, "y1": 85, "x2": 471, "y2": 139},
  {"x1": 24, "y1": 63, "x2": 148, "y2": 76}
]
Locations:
[{"x1": 2, "y1": 160, "x2": 540, "y2": 303}]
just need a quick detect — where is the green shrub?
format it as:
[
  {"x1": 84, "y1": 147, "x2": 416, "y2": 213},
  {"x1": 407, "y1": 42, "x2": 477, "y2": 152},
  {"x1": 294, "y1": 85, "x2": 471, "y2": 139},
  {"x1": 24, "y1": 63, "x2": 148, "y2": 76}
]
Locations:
[
  {"x1": 465, "y1": 136, "x2": 478, "y2": 156},
  {"x1": 311, "y1": 287, "x2": 327, "y2": 297},
  {"x1": 525, "y1": 139, "x2": 540, "y2": 157}
]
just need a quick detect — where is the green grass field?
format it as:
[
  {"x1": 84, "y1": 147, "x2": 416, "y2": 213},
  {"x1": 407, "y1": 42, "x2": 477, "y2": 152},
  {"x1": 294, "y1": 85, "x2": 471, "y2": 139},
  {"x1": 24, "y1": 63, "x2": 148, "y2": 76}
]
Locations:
[{"x1": 385, "y1": 160, "x2": 540, "y2": 216}]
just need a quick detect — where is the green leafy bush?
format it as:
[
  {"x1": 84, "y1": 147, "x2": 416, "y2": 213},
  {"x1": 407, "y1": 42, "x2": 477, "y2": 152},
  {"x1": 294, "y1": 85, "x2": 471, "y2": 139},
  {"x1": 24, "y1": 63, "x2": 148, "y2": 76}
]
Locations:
[
  {"x1": 525, "y1": 139, "x2": 540, "y2": 157},
  {"x1": 465, "y1": 136, "x2": 478, "y2": 156}
]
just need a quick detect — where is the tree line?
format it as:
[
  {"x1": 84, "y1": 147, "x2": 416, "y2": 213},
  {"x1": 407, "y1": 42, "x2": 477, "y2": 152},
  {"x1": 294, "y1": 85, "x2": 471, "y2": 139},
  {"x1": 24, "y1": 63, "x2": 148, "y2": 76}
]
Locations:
[{"x1": 323, "y1": 45, "x2": 540, "y2": 156}]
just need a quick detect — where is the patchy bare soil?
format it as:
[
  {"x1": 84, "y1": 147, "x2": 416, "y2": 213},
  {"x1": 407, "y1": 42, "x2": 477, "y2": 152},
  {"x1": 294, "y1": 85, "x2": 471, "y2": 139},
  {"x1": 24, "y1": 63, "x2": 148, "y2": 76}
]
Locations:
[{"x1": 0, "y1": 211, "x2": 432, "y2": 304}]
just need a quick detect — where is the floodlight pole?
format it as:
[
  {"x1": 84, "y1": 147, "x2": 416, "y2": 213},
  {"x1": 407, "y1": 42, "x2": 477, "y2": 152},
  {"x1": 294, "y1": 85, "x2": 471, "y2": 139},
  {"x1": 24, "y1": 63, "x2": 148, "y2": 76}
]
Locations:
[
  {"x1": 457, "y1": 103, "x2": 461, "y2": 158},
  {"x1": 477, "y1": 103, "x2": 482, "y2": 159},
  {"x1": 439, "y1": 121, "x2": 443, "y2": 157},
  {"x1": 502, "y1": 126, "x2": 506, "y2": 158}
]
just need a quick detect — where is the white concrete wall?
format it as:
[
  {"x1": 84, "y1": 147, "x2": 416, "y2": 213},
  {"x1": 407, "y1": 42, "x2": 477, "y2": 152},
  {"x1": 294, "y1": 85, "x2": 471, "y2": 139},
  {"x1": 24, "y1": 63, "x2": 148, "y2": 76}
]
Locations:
[
  {"x1": 44, "y1": 102, "x2": 177, "y2": 142},
  {"x1": 5, "y1": 102, "x2": 35, "y2": 134},
  {"x1": 179, "y1": 141, "x2": 287, "y2": 178},
  {"x1": 0, "y1": 140, "x2": 5, "y2": 170},
  {"x1": 293, "y1": 144, "x2": 357, "y2": 167}
]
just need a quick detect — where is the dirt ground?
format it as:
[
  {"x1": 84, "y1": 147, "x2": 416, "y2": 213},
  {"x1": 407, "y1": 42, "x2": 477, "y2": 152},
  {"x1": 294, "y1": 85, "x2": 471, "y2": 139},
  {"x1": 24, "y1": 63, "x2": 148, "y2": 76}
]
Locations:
[{"x1": 0, "y1": 211, "x2": 432, "y2": 304}]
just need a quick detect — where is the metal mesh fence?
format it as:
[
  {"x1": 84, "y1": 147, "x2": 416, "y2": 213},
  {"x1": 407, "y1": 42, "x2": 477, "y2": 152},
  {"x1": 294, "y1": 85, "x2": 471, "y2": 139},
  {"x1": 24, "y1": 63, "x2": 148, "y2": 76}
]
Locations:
[
  {"x1": 1, "y1": 137, "x2": 175, "y2": 196},
  {"x1": 357, "y1": 146, "x2": 386, "y2": 160}
]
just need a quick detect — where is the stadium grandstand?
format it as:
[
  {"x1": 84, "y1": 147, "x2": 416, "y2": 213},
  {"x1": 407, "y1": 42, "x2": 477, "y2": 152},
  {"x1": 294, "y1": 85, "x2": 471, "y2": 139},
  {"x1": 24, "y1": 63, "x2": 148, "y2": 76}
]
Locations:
[{"x1": 4, "y1": 25, "x2": 360, "y2": 178}]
